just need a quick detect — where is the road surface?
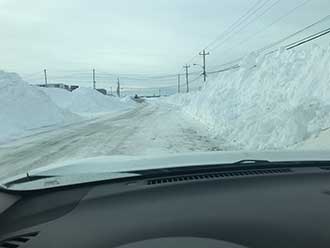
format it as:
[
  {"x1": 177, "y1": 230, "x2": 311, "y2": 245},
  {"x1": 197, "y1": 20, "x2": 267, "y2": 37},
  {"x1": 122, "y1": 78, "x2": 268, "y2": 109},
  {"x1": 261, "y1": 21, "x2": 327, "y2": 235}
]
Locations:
[{"x1": 0, "y1": 102, "x2": 224, "y2": 180}]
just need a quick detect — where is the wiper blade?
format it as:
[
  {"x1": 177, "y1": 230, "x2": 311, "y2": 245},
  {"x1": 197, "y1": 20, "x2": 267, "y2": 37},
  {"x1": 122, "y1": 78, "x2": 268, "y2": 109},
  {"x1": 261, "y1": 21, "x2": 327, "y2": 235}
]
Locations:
[
  {"x1": 4, "y1": 174, "x2": 55, "y2": 188},
  {"x1": 233, "y1": 159, "x2": 270, "y2": 165},
  {"x1": 127, "y1": 160, "x2": 330, "y2": 179},
  {"x1": 2, "y1": 172, "x2": 140, "y2": 192}
]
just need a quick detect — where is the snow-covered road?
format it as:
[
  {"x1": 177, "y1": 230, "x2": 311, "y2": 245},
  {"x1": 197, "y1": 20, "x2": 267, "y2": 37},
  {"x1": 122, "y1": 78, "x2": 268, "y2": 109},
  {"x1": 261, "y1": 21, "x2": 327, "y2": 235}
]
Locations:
[{"x1": 0, "y1": 102, "x2": 224, "y2": 180}]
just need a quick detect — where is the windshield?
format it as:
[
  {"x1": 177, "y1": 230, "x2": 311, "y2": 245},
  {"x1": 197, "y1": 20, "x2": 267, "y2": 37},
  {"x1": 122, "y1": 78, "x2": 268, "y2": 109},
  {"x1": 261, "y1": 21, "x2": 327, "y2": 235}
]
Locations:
[{"x1": 1, "y1": 0, "x2": 330, "y2": 186}]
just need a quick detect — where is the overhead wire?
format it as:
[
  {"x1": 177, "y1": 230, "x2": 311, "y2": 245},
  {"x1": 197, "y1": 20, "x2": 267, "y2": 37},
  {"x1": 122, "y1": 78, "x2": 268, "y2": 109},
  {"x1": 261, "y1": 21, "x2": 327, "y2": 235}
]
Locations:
[
  {"x1": 209, "y1": 0, "x2": 283, "y2": 52},
  {"x1": 23, "y1": 3, "x2": 330, "y2": 94},
  {"x1": 205, "y1": 14, "x2": 330, "y2": 77},
  {"x1": 256, "y1": 14, "x2": 330, "y2": 53},
  {"x1": 205, "y1": 0, "x2": 272, "y2": 51},
  {"x1": 212, "y1": 0, "x2": 312, "y2": 58},
  {"x1": 180, "y1": 0, "x2": 270, "y2": 68}
]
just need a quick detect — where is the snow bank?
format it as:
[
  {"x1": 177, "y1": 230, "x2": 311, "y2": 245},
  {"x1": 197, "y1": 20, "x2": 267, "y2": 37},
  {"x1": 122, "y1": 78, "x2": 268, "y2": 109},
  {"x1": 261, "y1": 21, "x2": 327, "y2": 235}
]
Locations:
[
  {"x1": 0, "y1": 71, "x2": 78, "y2": 142},
  {"x1": 120, "y1": 95, "x2": 136, "y2": 104},
  {"x1": 39, "y1": 87, "x2": 73, "y2": 109},
  {"x1": 42, "y1": 87, "x2": 136, "y2": 117},
  {"x1": 168, "y1": 44, "x2": 330, "y2": 150}
]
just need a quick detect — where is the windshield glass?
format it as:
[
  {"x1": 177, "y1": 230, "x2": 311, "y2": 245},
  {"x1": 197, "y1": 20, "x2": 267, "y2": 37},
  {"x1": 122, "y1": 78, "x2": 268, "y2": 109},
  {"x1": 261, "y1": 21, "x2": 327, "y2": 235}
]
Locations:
[{"x1": 1, "y1": 0, "x2": 330, "y2": 186}]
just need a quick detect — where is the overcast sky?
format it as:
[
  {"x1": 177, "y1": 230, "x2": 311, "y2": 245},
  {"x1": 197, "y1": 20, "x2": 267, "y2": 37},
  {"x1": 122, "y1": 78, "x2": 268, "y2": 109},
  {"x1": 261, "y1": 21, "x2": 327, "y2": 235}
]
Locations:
[{"x1": 0, "y1": 0, "x2": 330, "y2": 88}]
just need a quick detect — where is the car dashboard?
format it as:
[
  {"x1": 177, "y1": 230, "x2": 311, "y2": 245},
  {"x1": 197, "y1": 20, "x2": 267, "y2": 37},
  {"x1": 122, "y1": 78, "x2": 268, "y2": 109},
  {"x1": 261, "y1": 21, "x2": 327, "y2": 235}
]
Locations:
[{"x1": 1, "y1": 163, "x2": 330, "y2": 248}]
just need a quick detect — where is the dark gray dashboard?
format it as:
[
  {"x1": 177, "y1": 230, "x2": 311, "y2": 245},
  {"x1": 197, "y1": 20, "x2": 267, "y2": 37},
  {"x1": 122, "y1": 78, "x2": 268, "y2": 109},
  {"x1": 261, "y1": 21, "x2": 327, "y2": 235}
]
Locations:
[{"x1": 1, "y1": 166, "x2": 330, "y2": 248}]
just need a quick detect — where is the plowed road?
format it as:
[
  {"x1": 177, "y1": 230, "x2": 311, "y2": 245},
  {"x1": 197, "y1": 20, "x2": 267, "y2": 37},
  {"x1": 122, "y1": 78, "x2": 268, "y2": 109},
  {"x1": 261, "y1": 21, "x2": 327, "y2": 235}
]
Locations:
[{"x1": 0, "y1": 103, "x2": 223, "y2": 180}]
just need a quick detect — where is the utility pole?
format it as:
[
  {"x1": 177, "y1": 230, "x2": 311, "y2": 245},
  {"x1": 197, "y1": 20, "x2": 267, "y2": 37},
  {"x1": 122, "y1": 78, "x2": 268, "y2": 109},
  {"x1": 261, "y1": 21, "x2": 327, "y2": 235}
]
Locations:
[
  {"x1": 159, "y1": 88, "x2": 161, "y2": 97},
  {"x1": 183, "y1": 64, "x2": 190, "y2": 93},
  {"x1": 199, "y1": 49, "x2": 210, "y2": 82},
  {"x1": 93, "y1": 68, "x2": 96, "y2": 89},
  {"x1": 110, "y1": 86, "x2": 113, "y2": 95},
  {"x1": 43, "y1": 69, "x2": 48, "y2": 86},
  {"x1": 117, "y1": 78, "x2": 121, "y2": 97},
  {"x1": 177, "y1": 74, "x2": 181, "y2": 93}
]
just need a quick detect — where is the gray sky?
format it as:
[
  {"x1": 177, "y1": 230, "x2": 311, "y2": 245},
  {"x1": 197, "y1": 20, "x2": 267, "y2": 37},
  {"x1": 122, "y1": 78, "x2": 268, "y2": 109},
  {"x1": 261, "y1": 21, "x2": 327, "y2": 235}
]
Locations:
[{"x1": 1, "y1": 0, "x2": 330, "y2": 89}]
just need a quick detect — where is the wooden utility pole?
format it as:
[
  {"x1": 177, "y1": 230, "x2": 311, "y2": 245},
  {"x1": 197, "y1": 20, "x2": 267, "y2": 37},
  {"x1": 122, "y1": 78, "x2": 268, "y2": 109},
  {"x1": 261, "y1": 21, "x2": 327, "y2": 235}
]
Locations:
[
  {"x1": 183, "y1": 65, "x2": 190, "y2": 93},
  {"x1": 199, "y1": 49, "x2": 210, "y2": 82},
  {"x1": 44, "y1": 69, "x2": 48, "y2": 86},
  {"x1": 117, "y1": 78, "x2": 120, "y2": 97},
  {"x1": 93, "y1": 69, "x2": 96, "y2": 89},
  {"x1": 177, "y1": 74, "x2": 181, "y2": 93}
]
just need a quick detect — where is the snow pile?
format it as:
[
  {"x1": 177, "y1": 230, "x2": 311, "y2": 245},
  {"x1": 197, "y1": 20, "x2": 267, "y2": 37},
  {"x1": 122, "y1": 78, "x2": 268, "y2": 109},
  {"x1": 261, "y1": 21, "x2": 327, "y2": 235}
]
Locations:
[
  {"x1": 168, "y1": 44, "x2": 330, "y2": 150},
  {"x1": 42, "y1": 87, "x2": 135, "y2": 117},
  {"x1": 0, "y1": 71, "x2": 78, "y2": 142},
  {"x1": 39, "y1": 87, "x2": 73, "y2": 109},
  {"x1": 120, "y1": 95, "x2": 136, "y2": 104}
]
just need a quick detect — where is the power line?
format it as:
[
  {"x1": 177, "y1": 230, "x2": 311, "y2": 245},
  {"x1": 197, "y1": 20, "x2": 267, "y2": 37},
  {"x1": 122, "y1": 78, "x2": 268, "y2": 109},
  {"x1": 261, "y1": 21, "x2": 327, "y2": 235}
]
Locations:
[
  {"x1": 206, "y1": 24, "x2": 330, "y2": 77},
  {"x1": 181, "y1": 0, "x2": 270, "y2": 67},
  {"x1": 286, "y1": 27, "x2": 330, "y2": 50},
  {"x1": 205, "y1": 14, "x2": 330, "y2": 76},
  {"x1": 180, "y1": 0, "x2": 281, "y2": 74},
  {"x1": 208, "y1": 65, "x2": 241, "y2": 75},
  {"x1": 215, "y1": 0, "x2": 312, "y2": 56},
  {"x1": 210, "y1": 0, "x2": 282, "y2": 52},
  {"x1": 23, "y1": 14, "x2": 330, "y2": 95},
  {"x1": 205, "y1": 0, "x2": 272, "y2": 51},
  {"x1": 257, "y1": 14, "x2": 330, "y2": 53}
]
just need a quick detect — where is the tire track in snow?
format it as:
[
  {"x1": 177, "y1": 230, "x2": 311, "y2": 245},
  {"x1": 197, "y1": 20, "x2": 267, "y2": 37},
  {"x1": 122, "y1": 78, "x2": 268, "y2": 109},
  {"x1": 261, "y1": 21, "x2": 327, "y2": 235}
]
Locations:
[{"x1": 0, "y1": 103, "x2": 223, "y2": 180}]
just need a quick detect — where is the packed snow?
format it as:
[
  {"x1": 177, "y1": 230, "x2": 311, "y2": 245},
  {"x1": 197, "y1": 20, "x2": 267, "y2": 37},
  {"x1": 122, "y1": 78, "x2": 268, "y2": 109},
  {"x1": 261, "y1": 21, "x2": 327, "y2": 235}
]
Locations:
[
  {"x1": 0, "y1": 71, "x2": 79, "y2": 143},
  {"x1": 0, "y1": 103, "x2": 225, "y2": 180},
  {"x1": 41, "y1": 87, "x2": 136, "y2": 117},
  {"x1": 120, "y1": 95, "x2": 138, "y2": 104},
  {"x1": 167, "y1": 43, "x2": 330, "y2": 150}
]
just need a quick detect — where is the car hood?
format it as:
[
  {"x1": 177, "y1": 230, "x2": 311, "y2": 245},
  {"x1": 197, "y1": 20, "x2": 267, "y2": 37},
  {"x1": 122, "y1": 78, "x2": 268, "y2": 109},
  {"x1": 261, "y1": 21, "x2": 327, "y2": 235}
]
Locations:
[
  {"x1": 2, "y1": 150, "x2": 330, "y2": 191},
  {"x1": 21, "y1": 150, "x2": 330, "y2": 176}
]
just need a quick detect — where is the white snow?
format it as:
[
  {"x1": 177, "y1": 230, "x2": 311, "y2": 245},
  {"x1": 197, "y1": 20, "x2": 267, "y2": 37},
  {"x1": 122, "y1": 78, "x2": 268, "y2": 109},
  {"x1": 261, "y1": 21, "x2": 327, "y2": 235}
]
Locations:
[
  {"x1": 0, "y1": 103, "x2": 224, "y2": 180},
  {"x1": 41, "y1": 87, "x2": 136, "y2": 117},
  {"x1": 120, "y1": 95, "x2": 137, "y2": 104},
  {"x1": 39, "y1": 87, "x2": 73, "y2": 109},
  {"x1": 0, "y1": 71, "x2": 79, "y2": 143},
  {"x1": 293, "y1": 128, "x2": 330, "y2": 150},
  {"x1": 2, "y1": 40, "x2": 330, "y2": 166},
  {"x1": 167, "y1": 43, "x2": 330, "y2": 150},
  {"x1": 0, "y1": 71, "x2": 137, "y2": 143}
]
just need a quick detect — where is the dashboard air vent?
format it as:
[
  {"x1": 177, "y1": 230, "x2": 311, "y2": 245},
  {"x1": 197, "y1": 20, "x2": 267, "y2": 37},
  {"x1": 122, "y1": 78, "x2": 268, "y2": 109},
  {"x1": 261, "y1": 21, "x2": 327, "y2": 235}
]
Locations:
[
  {"x1": 147, "y1": 168, "x2": 292, "y2": 185},
  {"x1": 0, "y1": 232, "x2": 39, "y2": 248}
]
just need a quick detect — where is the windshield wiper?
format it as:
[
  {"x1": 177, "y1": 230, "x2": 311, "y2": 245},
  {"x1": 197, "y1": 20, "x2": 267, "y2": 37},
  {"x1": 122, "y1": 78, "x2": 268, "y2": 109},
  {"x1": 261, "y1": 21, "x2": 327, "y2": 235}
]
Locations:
[
  {"x1": 127, "y1": 160, "x2": 330, "y2": 179},
  {"x1": 3, "y1": 159, "x2": 330, "y2": 192},
  {"x1": 3, "y1": 174, "x2": 55, "y2": 189},
  {"x1": 2, "y1": 172, "x2": 140, "y2": 192},
  {"x1": 233, "y1": 159, "x2": 270, "y2": 165}
]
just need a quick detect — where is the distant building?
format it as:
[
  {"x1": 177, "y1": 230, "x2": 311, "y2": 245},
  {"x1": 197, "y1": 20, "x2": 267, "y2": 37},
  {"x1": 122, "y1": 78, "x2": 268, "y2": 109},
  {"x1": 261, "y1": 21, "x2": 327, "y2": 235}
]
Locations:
[
  {"x1": 36, "y1": 83, "x2": 79, "y2": 92},
  {"x1": 70, "y1": 85, "x2": 79, "y2": 91},
  {"x1": 37, "y1": 83, "x2": 70, "y2": 91}
]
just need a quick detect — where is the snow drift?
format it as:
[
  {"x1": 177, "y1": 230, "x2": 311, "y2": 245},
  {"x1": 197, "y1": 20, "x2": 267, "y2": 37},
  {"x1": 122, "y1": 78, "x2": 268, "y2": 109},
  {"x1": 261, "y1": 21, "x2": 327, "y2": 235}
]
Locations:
[
  {"x1": 168, "y1": 44, "x2": 330, "y2": 150},
  {"x1": 0, "y1": 71, "x2": 78, "y2": 142},
  {"x1": 42, "y1": 87, "x2": 136, "y2": 117},
  {"x1": 0, "y1": 71, "x2": 136, "y2": 143}
]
